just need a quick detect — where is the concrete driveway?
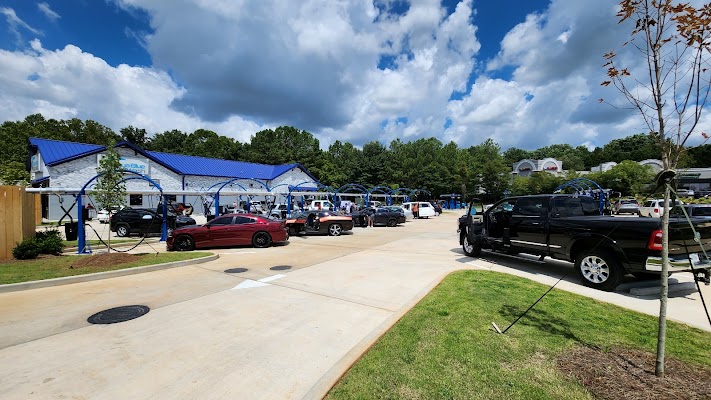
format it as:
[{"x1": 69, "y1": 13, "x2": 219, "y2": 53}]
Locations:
[{"x1": 3, "y1": 213, "x2": 710, "y2": 399}]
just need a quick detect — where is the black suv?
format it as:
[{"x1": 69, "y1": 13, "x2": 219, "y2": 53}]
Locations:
[{"x1": 110, "y1": 208, "x2": 196, "y2": 237}]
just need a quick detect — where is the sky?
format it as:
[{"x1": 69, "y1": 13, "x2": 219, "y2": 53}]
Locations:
[{"x1": 0, "y1": 0, "x2": 708, "y2": 152}]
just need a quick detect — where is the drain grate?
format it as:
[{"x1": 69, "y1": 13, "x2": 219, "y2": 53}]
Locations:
[
  {"x1": 87, "y1": 305, "x2": 150, "y2": 325},
  {"x1": 224, "y1": 268, "x2": 248, "y2": 273},
  {"x1": 270, "y1": 265, "x2": 292, "y2": 271}
]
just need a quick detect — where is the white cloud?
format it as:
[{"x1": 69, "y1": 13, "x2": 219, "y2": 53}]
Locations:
[
  {"x1": 37, "y1": 3, "x2": 61, "y2": 21},
  {"x1": 0, "y1": 40, "x2": 264, "y2": 141},
  {"x1": 1, "y1": 7, "x2": 42, "y2": 45}
]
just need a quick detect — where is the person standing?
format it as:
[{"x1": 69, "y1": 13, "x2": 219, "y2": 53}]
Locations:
[
  {"x1": 412, "y1": 202, "x2": 419, "y2": 219},
  {"x1": 367, "y1": 208, "x2": 374, "y2": 227}
]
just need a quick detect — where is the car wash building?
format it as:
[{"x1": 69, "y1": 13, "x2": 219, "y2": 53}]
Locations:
[{"x1": 28, "y1": 137, "x2": 320, "y2": 221}]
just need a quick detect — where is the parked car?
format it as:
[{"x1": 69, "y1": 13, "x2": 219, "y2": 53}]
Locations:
[
  {"x1": 352, "y1": 207, "x2": 406, "y2": 227},
  {"x1": 670, "y1": 204, "x2": 711, "y2": 218},
  {"x1": 110, "y1": 208, "x2": 196, "y2": 237},
  {"x1": 458, "y1": 194, "x2": 711, "y2": 290},
  {"x1": 613, "y1": 198, "x2": 640, "y2": 215},
  {"x1": 285, "y1": 211, "x2": 354, "y2": 236},
  {"x1": 97, "y1": 209, "x2": 110, "y2": 224},
  {"x1": 676, "y1": 188, "x2": 695, "y2": 198},
  {"x1": 402, "y1": 202, "x2": 436, "y2": 218},
  {"x1": 385, "y1": 205, "x2": 413, "y2": 221},
  {"x1": 268, "y1": 204, "x2": 297, "y2": 219},
  {"x1": 638, "y1": 199, "x2": 683, "y2": 218},
  {"x1": 167, "y1": 213, "x2": 288, "y2": 250},
  {"x1": 308, "y1": 200, "x2": 333, "y2": 211}
]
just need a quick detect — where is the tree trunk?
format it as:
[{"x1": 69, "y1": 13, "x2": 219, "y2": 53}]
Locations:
[{"x1": 655, "y1": 169, "x2": 670, "y2": 377}]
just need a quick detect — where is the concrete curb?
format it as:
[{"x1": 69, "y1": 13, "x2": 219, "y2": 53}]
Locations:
[
  {"x1": 303, "y1": 270, "x2": 454, "y2": 400},
  {"x1": 0, "y1": 254, "x2": 219, "y2": 294}
]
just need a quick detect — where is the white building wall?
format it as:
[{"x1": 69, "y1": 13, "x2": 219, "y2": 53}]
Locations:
[{"x1": 40, "y1": 146, "x2": 319, "y2": 219}]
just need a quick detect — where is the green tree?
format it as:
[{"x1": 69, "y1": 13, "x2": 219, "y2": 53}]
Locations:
[
  {"x1": 145, "y1": 129, "x2": 190, "y2": 154},
  {"x1": 469, "y1": 139, "x2": 510, "y2": 201},
  {"x1": 120, "y1": 126, "x2": 148, "y2": 146},
  {"x1": 93, "y1": 142, "x2": 127, "y2": 253},
  {"x1": 602, "y1": 0, "x2": 711, "y2": 376},
  {"x1": 597, "y1": 161, "x2": 655, "y2": 196},
  {"x1": 502, "y1": 147, "x2": 531, "y2": 167},
  {"x1": 599, "y1": 133, "x2": 660, "y2": 163}
]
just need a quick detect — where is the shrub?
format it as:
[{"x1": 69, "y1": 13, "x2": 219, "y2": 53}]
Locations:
[
  {"x1": 13, "y1": 239, "x2": 40, "y2": 260},
  {"x1": 35, "y1": 228, "x2": 64, "y2": 255}
]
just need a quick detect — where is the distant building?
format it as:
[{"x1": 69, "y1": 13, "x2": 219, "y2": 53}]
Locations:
[{"x1": 512, "y1": 158, "x2": 563, "y2": 177}]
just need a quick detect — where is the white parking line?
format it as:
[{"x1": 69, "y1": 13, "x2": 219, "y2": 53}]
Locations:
[{"x1": 230, "y1": 274, "x2": 287, "y2": 290}]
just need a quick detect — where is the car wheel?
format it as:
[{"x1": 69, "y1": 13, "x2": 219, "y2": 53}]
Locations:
[
  {"x1": 462, "y1": 233, "x2": 481, "y2": 257},
  {"x1": 387, "y1": 219, "x2": 397, "y2": 227},
  {"x1": 252, "y1": 232, "x2": 272, "y2": 248},
  {"x1": 328, "y1": 223, "x2": 343, "y2": 236},
  {"x1": 575, "y1": 249, "x2": 623, "y2": 291},
  {"x1": 174, "y1": 235, "x2": 195, "y2": 251},
  {"x1": 116, "y1": 224, "x2": 129, "y2": 237}
]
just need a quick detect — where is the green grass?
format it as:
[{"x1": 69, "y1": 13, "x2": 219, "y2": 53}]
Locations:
[
  {"x1": 62, "y1": 239, "x2": 137, "y2": 248},
  {"x1": 0, "y1": 252, "x2": 212, "y2": 284},
  {"x1": 327, "y1": 270, "x2": 711, "y2": 400}
]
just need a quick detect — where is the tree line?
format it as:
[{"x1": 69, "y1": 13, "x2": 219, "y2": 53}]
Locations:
[{"x1": 1, "y1": 114, "x2": 709, "y2": 201}]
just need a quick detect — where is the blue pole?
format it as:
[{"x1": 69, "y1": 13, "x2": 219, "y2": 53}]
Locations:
[
  {"x1": 214, "y1": 193, "x2": 220, "y2": 217},
  {"x1": 77, "y1": 194, "x2": 88, "y2": 254},
  {"x1": 161, "y1": 196, "x2": 168, "y2": 241}
]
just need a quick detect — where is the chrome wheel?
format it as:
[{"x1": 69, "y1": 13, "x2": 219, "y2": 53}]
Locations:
[
  {"x1": 328, "y1": 224, "x2": 342, "y2": 236},
  {"x1": 116, "y1": 225, "x2": 128, "y2": 237},
  {"x1": 579, "y1": 255, "x2": 610, "y2": 284}
]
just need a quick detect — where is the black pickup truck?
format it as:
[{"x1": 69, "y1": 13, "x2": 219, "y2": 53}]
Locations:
[{"x1": 459, "y1": 194, "x2": 711, "y2": 290}]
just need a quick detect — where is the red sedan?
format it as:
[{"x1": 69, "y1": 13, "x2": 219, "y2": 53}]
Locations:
[{"x1": 167, "y1": 213, "x2": 288, "y2": 251}]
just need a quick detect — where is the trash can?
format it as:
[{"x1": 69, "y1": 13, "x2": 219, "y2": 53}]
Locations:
[
  {"x1": 64, "y1": 222, "x2": 78, "y2": 241},
  {"x1": 82, "y1": 208, "x2": 91, "y2": 221}
]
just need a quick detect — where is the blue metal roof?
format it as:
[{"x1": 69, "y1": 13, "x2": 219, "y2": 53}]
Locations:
[
  {"x1": 30, "y1": 138, "x2": 316, "y2": 182},
  {"x1": 29, "y1": 137, "x2": 105, "y2": 166},
  {"x1": 146, "y1": 150, "x2": 301, "y2": 180}
]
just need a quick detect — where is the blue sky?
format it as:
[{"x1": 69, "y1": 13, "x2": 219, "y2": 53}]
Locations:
[{"x1": 0, "y1": 0, "x2": 707, "y2": 151}]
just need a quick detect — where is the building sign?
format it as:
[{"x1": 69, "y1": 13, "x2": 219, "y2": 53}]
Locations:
[
  {"x1": 31, "y1": 154, "x2": 41, "y2": 172},
  {"x1": 97, "y1": 154, "x2": 149, "y2": 175},
  {"x1": 544, "y1": 166, "x2": 558, "y2": 171},
  {"x1": 679, "y1": 173, "x2": 701, "y2": 179}
]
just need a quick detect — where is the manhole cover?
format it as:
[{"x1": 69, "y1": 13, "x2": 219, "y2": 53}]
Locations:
[
  {"x1": 87, "y1": 305, "x2": 150, "y2": 324},
  {"x1": 270, "y1": 265, "x2": 292, "y2": 271},
  {"x1": 224, "y1": 268, "x2": 248, "y2": 273}
]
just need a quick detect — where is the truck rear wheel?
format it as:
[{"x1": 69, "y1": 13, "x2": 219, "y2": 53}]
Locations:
[
  {"x1": 462, "y1": 234, "x2": 481, "y2": 257},
  {"x1": 575, "y1": 249, "x2": 623, "y2": 291}
]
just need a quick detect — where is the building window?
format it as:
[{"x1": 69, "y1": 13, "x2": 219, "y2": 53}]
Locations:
[{"x1": 130, "y1": 194, "x2": 143, "y2": 206}]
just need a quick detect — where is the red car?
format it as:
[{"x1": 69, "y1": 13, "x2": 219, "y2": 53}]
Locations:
[{"x1": 167, "y1": 213, "x2": 288, "y2": 251}]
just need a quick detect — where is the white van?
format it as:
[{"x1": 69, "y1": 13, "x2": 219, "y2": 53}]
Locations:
[
  {"x1": 308, "y1": 200, "x2": 333, "y2": 211},
  {"x1": 402, "y1": 202, "x2": 435, "y2": 218}
]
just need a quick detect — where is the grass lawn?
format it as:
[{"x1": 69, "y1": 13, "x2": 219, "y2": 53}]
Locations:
[
  {"x1": 326, "y1": 270, "x2": 711, "y2": 400},
  {"x1": 62, "y1": 239, "x2": 137, "y2": 248},
  {"x1": 0, "y1": 252, "x2": 212, "y2": 284}
]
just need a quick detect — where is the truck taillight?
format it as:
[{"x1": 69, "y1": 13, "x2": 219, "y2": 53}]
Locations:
[
  {"x1": 647, "y1": 229, "x2": 663, "y2": 251},
  {"x1": 654, "y1": 208, "x2": 659, "y2": 214}
]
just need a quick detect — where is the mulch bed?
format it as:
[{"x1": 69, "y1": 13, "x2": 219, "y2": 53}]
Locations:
[
  {"x1": 70, "y1": 253, "x2": 141, "y2": 268},
  {"x1": 557, "y1": 345, "x2": 711, "y2": 399}
]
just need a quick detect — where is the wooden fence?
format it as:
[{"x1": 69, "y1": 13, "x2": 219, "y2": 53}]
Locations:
[{"x1": 0, "y1": 186, "x2": 37, "y2": 260}]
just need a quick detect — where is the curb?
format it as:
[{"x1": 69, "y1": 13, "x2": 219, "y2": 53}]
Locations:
[{"x1": 0, "y1": 254, "x2": 219, "y2": 294}]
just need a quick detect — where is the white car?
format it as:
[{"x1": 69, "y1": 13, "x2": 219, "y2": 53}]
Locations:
[
  {"x1": 638, "y1": 199, "x2": 683, "y2": 218},
  {"x1": 97, "y1": 209, "x2": 110, "y2": 223},
  {"x1": 308, "y1": 200, "x2": 333, "y2": 211},
  {"x1": 402, "y1": 201, "x2": 436, "y2": 218}
]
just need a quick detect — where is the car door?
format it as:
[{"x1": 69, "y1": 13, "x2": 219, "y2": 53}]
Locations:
[
  {"x1": 486, "y1": 199, "x2": 517, "y2": 247},
  {"x1": 233, "y1": 216, "x2": 257, "y2": 244},
  {"x1": 206, "y1": 215, "x2": 235, "y2": 246},
  {"x1": 136, "y1": 210, "x2": 158, "y2": 234},
  {"x1": 509, "y1": 197, "x2": 549, "y2": 253}
]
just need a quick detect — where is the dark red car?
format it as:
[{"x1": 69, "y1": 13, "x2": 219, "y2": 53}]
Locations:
[{"x1": 167, "y1": 213, "x2": 288, "y2": 251}]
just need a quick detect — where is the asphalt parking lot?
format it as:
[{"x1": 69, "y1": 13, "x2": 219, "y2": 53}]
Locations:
[{"x1": 4, "y1": 212, "x2": 711, "y2": 399}]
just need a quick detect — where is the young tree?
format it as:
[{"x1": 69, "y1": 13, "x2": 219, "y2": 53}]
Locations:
[
  {"x1": 93, "y1": 142, "x2": 127, "y2": 253},
  {"x1": 601, "y1": 0, "x2": 710, "y2": 376}
]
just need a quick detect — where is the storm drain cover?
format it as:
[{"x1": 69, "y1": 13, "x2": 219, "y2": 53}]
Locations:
[
  {"x1": 87, "y1": 305, "x2": 150, "y2": 324},
  {"x1": 270, "y1": 265, "x2": 292, "y2": 271},
  {"x1": 224, "y1": 268, "x2": 248, "y2": 273}
]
